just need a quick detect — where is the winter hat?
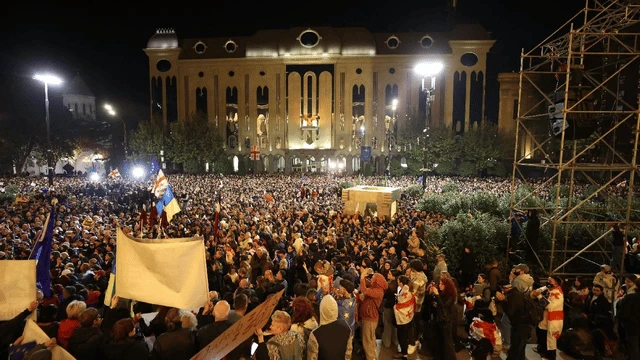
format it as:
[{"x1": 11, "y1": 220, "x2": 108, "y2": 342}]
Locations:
[
  {"x1": 340, "y1": 279, "x2": 355, "y2": 294},
  {"x1": 601, "y1": 264, "x2": 612, "y2": 272},
  {"x1": 319, "y1": 295, "x2": 338, "y2": 325}
]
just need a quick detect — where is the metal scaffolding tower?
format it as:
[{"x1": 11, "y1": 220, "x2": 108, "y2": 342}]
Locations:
[{"x1": 509, "y1": 0, "x2": 640, "y2": 275}]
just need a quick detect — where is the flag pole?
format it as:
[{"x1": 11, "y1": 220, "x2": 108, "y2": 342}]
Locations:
[{"x1": 29, "y1": 199, "x2": 56, "y2": 259}]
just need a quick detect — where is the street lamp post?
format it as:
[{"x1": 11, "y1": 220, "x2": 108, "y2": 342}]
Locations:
[
  {"x1": 104, "y1": 104, "x2": 127, "y2": 157},
  {"x1": 387, "y1": 98, "x2": 398, "y2": 179},
  {"x1": 414, "y1": 62, "x2": 443, "y2": 191},
  {"x1": 33, "y1": 74, "x2": 64, "y2": 186}
]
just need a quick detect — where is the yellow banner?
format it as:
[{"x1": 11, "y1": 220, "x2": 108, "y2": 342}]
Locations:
[{"x1": 0, "y1": 260, "x2": 36, "y2": 321}]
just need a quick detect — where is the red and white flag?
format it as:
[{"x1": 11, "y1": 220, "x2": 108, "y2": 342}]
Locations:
[{"x1": 153, "y1": 170, "x2": 168, "y2": 198}]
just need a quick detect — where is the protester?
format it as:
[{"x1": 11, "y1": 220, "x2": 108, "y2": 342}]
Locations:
[
  {"x1": 150, "y1": 308, "x2": 197, "y2": 360},
  {"x1": 533, "y1": 276, "x2": 564, "y2": 360},
  {"x1": 495, "y1": 279, "x2": 530, "y2": 360},
  {"x1": 254, "y1": 310, "x2": 305, "y2": 360},
  {"x1": 67, "y1": 308, "x2": 104, "y2": 360},
  {"x1": 103, "y1": 318, "x2": 149, "y2": 360},
  {"x1": 197, "y1": 300, "x2": 230, "y2": 350},
  {"x1": 307, "y1": 295, "x2": 353, "y2": 360},
  {"x1": 0, "y1": 173, "x2": 635, "y2": 359}
]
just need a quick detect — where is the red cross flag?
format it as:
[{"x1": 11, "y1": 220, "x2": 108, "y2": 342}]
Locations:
[{"x1": 250, "y1": 145, "x2": 260, "y2": 161}]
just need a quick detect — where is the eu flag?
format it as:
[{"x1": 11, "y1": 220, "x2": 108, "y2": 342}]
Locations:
[
  {"x1": 30, "y1": 207, "x2": 55, "y2": 297},
  {"x1": 149, "y1": 156, "x2": 161, "y2": 179}
]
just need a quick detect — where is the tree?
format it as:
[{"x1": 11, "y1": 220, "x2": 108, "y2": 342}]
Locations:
[
  {"x1": 458, "y1": 123, "x2": 513, "y2": 176},
  {"x1": 0, "y1": 112, "x2": 36, "y2": 174},
  {"x1": 167, "y1": 113, "x2": 225, "y2": 173},
  {"x1": 128, "y1": 115, "x2": 164, "y2": 162}
]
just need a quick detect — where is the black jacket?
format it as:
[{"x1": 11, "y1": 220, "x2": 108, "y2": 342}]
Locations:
[
  {"x1": 582, "y1": 294, "x2": 611, "y2": 318},
  {"x1": 617, "y1": 292, "x2": 640, "y2": 336},
  {"x1": 101, "y1": 308, "x2": 131, "y2": 338},
  {"x1": 502, "y1": 289, "x2": 526, "y2": 326},
  {"x1": 197, "y1": 320, "x2": 231, "y2": 350},
  {"x1": 103, "y1": 337, "x2": 150, "y2": 360},
  {"x1": 310, "y1": 319, "x2": 351, "y2": 360},
  {"x1": 423, "y1": 294, "x2": 449, "y2": 324},
  {"x1": 67, "y1": 326, "x2": 104, "y2": 360},
  {"x1": 0, "y1": 308, "x2": 33, "y2": 360},
  {"x1": 35, "y1": 322, "x2": 59, "y2": 341},
  {"x1": 150, "y1": 328, "x2": 197, "y2": 360}
]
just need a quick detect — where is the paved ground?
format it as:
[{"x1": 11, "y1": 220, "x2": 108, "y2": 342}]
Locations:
[
  {"x1": 375, "y1": 303, "x2": 578, "y2": 359},
  {"x1": 377, "y1": 342, "x2": 576, "y2": 359}
]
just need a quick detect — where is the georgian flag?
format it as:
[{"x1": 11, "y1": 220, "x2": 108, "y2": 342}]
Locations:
[
  {"x1": 470, "y1": 318, "x2": 503, "y2": 347},
  {"x1": 153, "y1": 169, "x2": 168, "y2": 198},
  {"x1": 394, "y1": 284, "x2": 416, "y2": 325}
]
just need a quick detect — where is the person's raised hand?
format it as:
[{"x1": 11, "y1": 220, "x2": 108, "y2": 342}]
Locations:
[
  {"x1": 13, "y1": 336, "x2": 24, "y2": 346},
  {"x1": 44, "y1": 338, "x2": 57, "y2": 348},
  {"x1": 28, "y1": 300, "x2": 38, "y2": 312}
]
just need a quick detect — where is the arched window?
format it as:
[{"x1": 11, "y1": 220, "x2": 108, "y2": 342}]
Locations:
[{"x1": 196, "y1": 87, "x2": 208, "y2": 115}]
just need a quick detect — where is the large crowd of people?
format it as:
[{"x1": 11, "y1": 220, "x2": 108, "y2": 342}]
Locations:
[{"x1": 0, "y1": 173, "x2": 638, "y2": 360}]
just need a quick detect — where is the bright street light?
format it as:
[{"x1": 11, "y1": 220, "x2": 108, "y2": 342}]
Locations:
[
  {"x1": 104, "y1": 103, "x2": 127, "y2": 157},
  {"x1": 132, "y1": 166, "x2": 145, "y2": 179},
  {"x1": 392, "y1": 98, "x2": 398, "y2": 111},
  {"x1": 414, "y1": 62, "x2": 443, "y2": 191},
  {"x1": 414, "y1": 62, "x2": 444, "y2": 77},
  {"x1": 33, "y1": 74, "x2": 64, "y2": 86},
  {"x1": 104, "y1": 104, "x2": 117, "y2": 116},
  {"x1": 33, "y1": 73, "x2": 64, "y2": 186}
]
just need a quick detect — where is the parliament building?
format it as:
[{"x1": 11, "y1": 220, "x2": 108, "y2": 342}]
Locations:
[{"x1": 144, "y1": 26, "x2": 494, "y2": 174}]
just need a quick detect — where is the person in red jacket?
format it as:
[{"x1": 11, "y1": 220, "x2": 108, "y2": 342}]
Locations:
[{"x1": 358, "y1": 270, "x2": 388, "y2": 360}]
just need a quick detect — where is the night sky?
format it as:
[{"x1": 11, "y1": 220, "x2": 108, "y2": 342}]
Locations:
[{"x1": 0, "y1": 0, "x2": 579, "y2": 123}]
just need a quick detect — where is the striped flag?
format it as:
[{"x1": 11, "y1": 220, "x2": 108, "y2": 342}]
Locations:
[{"x1": 156, "y1": 185, "x2": 181, "y2": 223}]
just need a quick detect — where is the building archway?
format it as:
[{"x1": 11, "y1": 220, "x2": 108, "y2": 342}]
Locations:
[
  {"x1": 275, "y1": 155, "x2": 285, "y2": 173},
  {"x1": 352, "y1": 156, "x2": 361, "y2": 173},
  {"x1": 291, "y1": 156, "x2": 303, "y2": 173}
]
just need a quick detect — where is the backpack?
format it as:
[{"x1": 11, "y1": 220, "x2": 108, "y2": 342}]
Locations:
[{"x1": 522, "y1": 294, "x2": 544, "y2": 325}]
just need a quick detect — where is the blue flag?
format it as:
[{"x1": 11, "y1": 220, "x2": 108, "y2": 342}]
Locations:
[
  {"x1": 156, "y1": 185, "x2": 181, "y2": 222},
  {"x1": 30, "y1": 207, "x2": 55, "y2": 297},
  {"x1": 150, "y1": 156, "x2": 160, "y2": 179},
  {"x1": 8, "y1": 341, "x2": 37, "y2": 360}
]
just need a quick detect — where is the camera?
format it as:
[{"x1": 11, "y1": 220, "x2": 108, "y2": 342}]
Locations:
[{"x1": 535, "y1": 286, "x2": 550, "y2": 307}]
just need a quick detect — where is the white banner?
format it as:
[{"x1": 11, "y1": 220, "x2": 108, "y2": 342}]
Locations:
[
  {"x1": 115, "y1": 228, "x2": 208, "y2": 310},
  {"x1": 0, "y1": 260, "x2": 36, "y2": 321},
  {"x1": 22, "y1": 319, "x2": 75, "y2": 360}
]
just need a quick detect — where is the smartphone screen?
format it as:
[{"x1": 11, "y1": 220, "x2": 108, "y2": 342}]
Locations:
[{"x1": 251, "y1": 342, "x2": 259, "y2": 356}]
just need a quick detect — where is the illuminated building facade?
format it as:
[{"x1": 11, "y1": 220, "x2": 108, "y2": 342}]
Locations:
[{"x1": 144, "y1": 26, "x2": 495, "y2": 174}]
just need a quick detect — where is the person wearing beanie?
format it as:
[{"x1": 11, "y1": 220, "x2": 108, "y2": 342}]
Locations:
[
  {"x1": 593, "y1": 264, "x2": 618, "y2": 303},
  {"x1": 307, "y1": 295, "x2": 352, "y2": 360}
]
